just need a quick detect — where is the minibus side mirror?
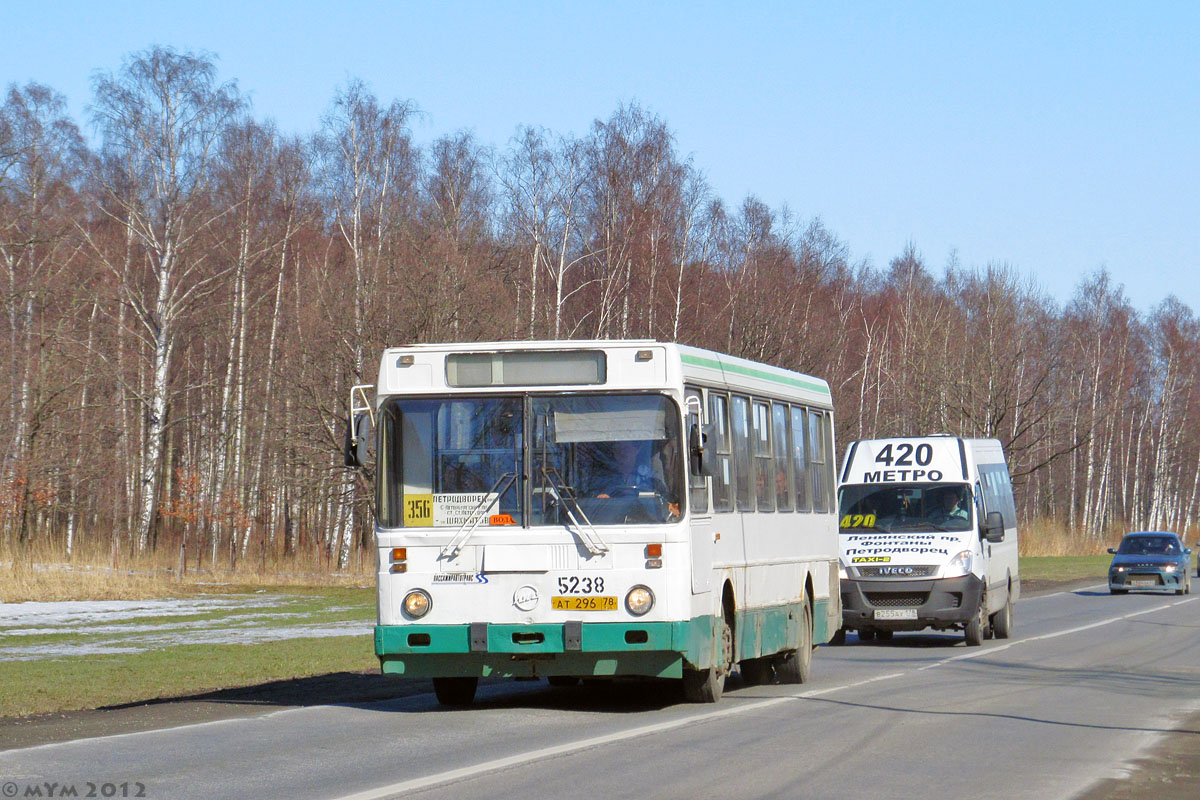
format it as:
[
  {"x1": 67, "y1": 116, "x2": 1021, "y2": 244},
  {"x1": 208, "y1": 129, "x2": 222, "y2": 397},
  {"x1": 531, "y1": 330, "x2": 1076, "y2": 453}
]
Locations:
[
  {"x1": 344, "y1": 411, "x2": 372, "y2": 468},
  {"x1": 1106, "y1": 548, "x2": 1118, "y2": 555},
  {"x1": 983, "y1": 511, "x2": 1005, "y2": 543}
]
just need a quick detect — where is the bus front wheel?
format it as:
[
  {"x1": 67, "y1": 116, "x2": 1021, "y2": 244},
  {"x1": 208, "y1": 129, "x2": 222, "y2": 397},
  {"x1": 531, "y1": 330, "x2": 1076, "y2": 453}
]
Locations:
[
  {"x1": 684, "y1": 610, "x2": 732, "y2": 703},
  {"x1": 432, "y1": 677, "x2": 478, "y2": 706}
]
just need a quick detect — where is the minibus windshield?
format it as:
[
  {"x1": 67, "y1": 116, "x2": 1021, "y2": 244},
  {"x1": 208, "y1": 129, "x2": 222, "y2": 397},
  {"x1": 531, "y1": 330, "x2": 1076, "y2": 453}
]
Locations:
[{"x1": 838, "y1": 483, "x2": 973, "y2": 533}]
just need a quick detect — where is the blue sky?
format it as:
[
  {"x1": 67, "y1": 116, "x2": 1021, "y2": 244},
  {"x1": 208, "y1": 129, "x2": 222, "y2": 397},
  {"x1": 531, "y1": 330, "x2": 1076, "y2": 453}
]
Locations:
[{"x1": 4, "y1": 1, "x2": 1198, "y2": 314}]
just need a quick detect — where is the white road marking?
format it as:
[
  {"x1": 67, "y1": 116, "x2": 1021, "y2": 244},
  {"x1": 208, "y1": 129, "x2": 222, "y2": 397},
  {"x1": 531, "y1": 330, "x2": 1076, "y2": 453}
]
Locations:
[{"x1": 333, "y1": 595, "x2": 1199, "y2": 800}]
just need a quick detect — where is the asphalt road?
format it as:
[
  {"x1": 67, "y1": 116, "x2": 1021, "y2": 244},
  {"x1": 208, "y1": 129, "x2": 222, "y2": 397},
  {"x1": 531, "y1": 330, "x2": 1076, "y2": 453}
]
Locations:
[{"x1": 2, "y1": 584, "x2": 1198, "y2": 800}]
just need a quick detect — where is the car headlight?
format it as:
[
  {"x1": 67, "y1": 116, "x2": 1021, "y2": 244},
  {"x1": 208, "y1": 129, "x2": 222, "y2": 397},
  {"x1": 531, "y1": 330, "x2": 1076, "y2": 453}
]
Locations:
[
  {"x1": 625, "y1": 585, "x2": 654, "y2": 616},
  {"x1": 403, "y1": 589, "x2": 432, "y2": 618},
  {"x1": 1113, "y1": 565, "x2": 1126, "y2": 573},
  {"x1": 1164, "y1": 564, "x2": 1177, "y2": 573},
  {"x1": 942, "y1": 550, "x2": 973, "y2": 578}
]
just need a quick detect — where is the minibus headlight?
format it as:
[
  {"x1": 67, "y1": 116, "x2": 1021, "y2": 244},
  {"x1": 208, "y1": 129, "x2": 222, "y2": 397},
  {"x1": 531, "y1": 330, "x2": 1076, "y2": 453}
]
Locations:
[
  {"x1": 403, "y1": 589, "x2": 432, "y2": 619},
  {"x1": 1163, "y1": 564, "x2": 1176, "y2": 574},
  {"x1": 943, "y1": 550, "x2": 973, "y2": 578},
  {"x1": 625, "y1": 585, "x2": 654, "y2": 616}
]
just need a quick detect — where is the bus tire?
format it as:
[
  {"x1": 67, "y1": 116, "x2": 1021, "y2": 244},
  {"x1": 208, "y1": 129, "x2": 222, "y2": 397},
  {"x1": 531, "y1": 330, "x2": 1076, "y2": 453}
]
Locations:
[
  {"x1": 432, "y1": 677, "x2": 478, "y2": 706},
  {"x1": 684, "y1": 609, "x2": 732, "y2": 703},
  {"x1": 774, "y1": 595, "x2": 812, "y2": 684},
  {"x1": 991, "y1": 591, "x2": 1014, "y2": 639}
]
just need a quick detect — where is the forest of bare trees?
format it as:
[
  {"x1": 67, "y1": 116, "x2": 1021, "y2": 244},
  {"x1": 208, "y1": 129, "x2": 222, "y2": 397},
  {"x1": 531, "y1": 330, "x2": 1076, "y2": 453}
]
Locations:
[{"x1": 2, "y1": 47, "x2": 1198, "y2": 571}]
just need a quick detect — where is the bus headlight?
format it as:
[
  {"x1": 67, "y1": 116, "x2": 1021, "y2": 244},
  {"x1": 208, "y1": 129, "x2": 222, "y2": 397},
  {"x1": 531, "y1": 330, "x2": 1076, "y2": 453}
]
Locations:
[
  {"x1": 403, "y1": 589, "x2": 432, "y2": 619},
  {"x1": 625, "y1": 585, "x2": 654, "y2": 616},
  {"x1": 942, "y1": 550, "x2": 973, "y2": 578}
]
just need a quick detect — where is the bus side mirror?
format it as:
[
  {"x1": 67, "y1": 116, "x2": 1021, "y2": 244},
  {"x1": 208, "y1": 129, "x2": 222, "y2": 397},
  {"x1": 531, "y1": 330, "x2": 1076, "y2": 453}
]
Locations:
[
  {"x1": 688, "y1": 422, "x2": 705, "y2": 476},
  {"x1": 344, "y1": 411, "x2": 372, "y2": 468},
  {"x1": 983, "y1": 511, "x2": 1004, "y2": 543}
]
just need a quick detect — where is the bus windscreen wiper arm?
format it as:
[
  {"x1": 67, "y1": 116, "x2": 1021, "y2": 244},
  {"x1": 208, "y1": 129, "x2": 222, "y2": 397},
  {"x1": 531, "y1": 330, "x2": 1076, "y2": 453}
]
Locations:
[
  {"x1": 542, "y1": 465, "x2": 610, "y2": 556},
  {"x1": 440, "y1": 472, "x2": 515, "y2": 559}
]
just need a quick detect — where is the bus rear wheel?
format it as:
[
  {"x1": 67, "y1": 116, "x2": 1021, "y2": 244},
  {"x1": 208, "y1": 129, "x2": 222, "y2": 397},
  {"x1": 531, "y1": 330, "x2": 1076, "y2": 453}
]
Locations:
[
  {"x1": 432, "y1": 677, "x2": 478, "y2": 706},
  {"x1": 774, "y1": 595, "x2": 813, "y2": 684}
]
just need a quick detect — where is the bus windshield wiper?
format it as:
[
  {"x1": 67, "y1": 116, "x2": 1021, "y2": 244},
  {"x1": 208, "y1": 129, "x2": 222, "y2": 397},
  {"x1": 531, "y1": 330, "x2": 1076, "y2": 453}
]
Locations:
[
  {"x1": 440, "y1": 472, "x2": 515, "y2": 559},
  {"x1": 542, "y1": 465, "x2": 610, "y2": 556}
]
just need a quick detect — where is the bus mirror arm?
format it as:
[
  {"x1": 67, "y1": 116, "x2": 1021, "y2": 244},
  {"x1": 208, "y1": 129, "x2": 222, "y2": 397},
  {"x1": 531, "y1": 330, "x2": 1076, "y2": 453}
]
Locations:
[{"x1": 982, "y1": 511, "x2": 1005, "y2": 543}]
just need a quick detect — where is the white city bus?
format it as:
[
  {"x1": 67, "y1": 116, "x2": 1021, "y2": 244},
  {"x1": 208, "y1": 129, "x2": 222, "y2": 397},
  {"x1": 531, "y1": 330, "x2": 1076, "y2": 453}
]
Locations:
[{"x1": 346, "y1": 340, "x2": 840, "y2": 705}]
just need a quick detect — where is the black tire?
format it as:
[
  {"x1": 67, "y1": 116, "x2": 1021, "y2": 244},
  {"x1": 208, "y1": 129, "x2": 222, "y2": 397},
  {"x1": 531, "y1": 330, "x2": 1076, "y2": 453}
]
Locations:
[
  {"x1": 964, "y1": 600, "x2": 988, "y2": 647},
  {"x1": 739, "y1": 657, "x2": 773, "y2": 686},
  {"x1": 432, "y1": 677, "x2": 478, "y2": 706},
  {"x1": 875, "y1": 629, "x2": 894, "y2": 642},
  {"x1": 547, "y1": 676, "x2": 580, "y2": 687},
  {"x1": 857, "y1": 628, "x2": 876, "y2": 642},
  {"x1": 991, "y1": 592, "x2": 1014, "y2": 639},
  {"x1": 829, "y1": 627, "x2": 847, "y2": 646},
  {"x1": 683, "y1": 606, "x2": 732, "y2": 703},
  {"x1": 775, "y1": 596, "x2": 813, "y2": 684},
  {"x1": 1110, "y1": 588, "x2": 1127, "y2": 595}
]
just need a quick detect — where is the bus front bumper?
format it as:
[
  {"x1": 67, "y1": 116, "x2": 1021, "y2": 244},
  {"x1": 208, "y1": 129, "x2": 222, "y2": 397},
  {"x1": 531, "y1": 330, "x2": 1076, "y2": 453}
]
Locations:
[
  {"x1": 375, "y1": 620, "x2": 697, "y2": 679},
  {"x1": 840, "y1": 574, "x2": 983, "y2": 632}
]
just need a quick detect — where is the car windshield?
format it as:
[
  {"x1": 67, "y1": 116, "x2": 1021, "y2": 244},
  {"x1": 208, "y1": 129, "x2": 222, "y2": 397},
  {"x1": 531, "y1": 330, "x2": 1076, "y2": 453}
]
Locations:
[
  {"x1": 1117, "y1": 536, "x2": 1180, "y2": 555},
  {"x1": 838, "y1": 483, "x2": 973, "y2": 532}
]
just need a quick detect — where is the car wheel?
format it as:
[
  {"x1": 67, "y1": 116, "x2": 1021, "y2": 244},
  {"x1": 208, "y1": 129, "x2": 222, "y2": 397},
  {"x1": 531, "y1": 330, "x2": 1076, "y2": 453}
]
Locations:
[
  {"x1": 857, "y1": 628, "x2": 876, "y2": 642},
  {"x1": 875, "y1": 629, "x2": 894, "y2": 641},
  {"x1": 1110, "y1": 588, "x2": 1127, "y2": 595},
  {"x1": 829, "y1": 627, "x2": 847, "y2": 646}
]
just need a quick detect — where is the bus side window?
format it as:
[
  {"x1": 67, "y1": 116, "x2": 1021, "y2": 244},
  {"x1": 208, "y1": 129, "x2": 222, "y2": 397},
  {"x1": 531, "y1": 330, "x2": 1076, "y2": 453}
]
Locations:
[
  {"x1": 753, "y1": 400, "x2": 774, "y2": 512},
  {"x1": 772, "y1": 403, "x2": 792, "y2": 511},
  {"x1": 731, "y1": 395, "x2": 753, "y2": 512},
  {"x1": 685, "y1": 387, "x2": 708, "y2": 515},
  {"x1": 709, "y1": 393, "x2": 733, "y2": 512},
  {"x1": 791, "y1": 406, "x2": 810, "y2": 512},
  {"x1": 808, "y1": 409, "x2": 829, "y2": 513}
]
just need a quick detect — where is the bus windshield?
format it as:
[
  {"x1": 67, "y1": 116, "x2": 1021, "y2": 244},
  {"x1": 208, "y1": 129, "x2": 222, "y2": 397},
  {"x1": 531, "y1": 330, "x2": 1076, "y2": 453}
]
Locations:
[
  {"x1": 838, "y1": 483, "x2": 974, "y2": 533},
  {"x1": 377, "y1": 393, "x2": 682, "y2": 528}
]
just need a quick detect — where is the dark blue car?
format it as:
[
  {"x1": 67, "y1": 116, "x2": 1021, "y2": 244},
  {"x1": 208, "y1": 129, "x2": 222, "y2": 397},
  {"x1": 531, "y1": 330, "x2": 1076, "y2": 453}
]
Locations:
[{"x1": 1107, "y1": 532, "x2": 1192, "y2": 595}]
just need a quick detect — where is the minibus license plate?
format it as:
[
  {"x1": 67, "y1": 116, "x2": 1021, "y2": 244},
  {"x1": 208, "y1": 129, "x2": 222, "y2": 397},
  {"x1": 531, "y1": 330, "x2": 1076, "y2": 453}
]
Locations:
[
  {"x1": 1130, "y1": 579, "x2": 1156, "y2": 587},
  {"x1": 552, "y1": 596, "x2": 617, "y2": 611},
  {"x1": 874, "y1": 609, "x2": 917, "y2": 620}
]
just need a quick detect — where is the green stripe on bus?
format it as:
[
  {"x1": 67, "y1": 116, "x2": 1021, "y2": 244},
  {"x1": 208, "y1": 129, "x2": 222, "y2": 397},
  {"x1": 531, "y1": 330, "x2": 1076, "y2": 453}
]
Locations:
[{"x1": 680, "y1": 353, "x2": 831, "y2": 398}]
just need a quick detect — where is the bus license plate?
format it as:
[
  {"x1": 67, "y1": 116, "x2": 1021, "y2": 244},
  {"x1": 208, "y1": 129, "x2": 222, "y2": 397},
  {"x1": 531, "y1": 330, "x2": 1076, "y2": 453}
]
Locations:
[
  {"x1": 874, "y1": 609, "x2": 917, "y2": 620},
  {"x1": 552, "y1": 596, "x2": 617, "y2": 611}
]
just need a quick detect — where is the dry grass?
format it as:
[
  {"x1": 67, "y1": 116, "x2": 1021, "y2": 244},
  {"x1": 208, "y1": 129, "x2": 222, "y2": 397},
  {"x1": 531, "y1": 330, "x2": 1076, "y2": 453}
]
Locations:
[
  {"x1": 1019, "y1": 516, "x2": 1199, "y2": 557},
  {"x1": 1, "y1": 539, "x2": 374, "y2": 603}
]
